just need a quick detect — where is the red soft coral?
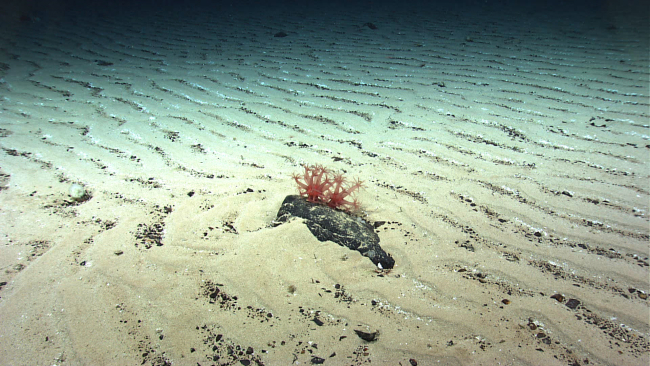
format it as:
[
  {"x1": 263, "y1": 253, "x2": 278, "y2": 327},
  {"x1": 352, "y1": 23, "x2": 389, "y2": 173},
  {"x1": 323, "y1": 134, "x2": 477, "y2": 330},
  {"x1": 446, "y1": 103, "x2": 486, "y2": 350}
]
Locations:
[
  {"x1": 293, "y1": 164, "x2": 364, "y2": 212},
  {"x1": 292, "y1": 164, "x2": 331, "y2": 204}
]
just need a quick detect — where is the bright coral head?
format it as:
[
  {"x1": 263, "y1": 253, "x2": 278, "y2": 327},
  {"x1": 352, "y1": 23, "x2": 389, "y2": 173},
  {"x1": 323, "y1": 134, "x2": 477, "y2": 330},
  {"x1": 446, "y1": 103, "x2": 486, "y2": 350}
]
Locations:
[{"x1": 292, "y1": 164, "x2": 363, "y2": 212}]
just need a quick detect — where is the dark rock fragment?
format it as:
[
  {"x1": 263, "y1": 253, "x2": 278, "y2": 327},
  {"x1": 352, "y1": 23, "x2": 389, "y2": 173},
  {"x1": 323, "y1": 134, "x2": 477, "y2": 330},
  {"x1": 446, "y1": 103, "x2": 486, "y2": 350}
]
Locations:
[
  {"x1": 274, "y1": 32, "x2": 288, "y2": 37},
  {"x1": 565, "y1": 298, "x2": 581, "y2": 309},
  {"x1": 276, "y1": 195, "x2": 395, "y2": 269},
  {"x1": 354, "y1": 329, "x2": 379, "y2": 342},
  {"x1": 550, "y1": 293, "x2": 565, "y2": 302},
  {"x1": 311, "y1": 356, "x2": 325, "y2": 364},
  {"x1": 373, "y1": 221, "x2": 386, "y2": 228}
]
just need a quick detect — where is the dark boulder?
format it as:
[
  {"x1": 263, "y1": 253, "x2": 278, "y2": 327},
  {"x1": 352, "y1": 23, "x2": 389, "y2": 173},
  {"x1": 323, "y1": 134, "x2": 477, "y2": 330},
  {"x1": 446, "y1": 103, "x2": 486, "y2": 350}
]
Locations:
[{"x1": 275, "y1": 195, "x2": 395, "y2": 269}]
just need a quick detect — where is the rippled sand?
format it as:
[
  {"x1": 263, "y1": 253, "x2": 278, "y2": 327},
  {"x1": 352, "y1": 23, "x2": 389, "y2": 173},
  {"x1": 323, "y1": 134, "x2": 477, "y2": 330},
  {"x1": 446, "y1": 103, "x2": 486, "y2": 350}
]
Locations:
[{"x1": 0, "y1": 1, "x2": 648, "y2": 365}]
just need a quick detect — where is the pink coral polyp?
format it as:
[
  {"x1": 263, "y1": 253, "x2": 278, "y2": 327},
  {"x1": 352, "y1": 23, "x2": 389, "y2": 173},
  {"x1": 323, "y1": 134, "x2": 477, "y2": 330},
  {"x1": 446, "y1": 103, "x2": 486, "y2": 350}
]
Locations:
[{"x1": 292, "y1": 164, "x2": 363, "y2": 212}]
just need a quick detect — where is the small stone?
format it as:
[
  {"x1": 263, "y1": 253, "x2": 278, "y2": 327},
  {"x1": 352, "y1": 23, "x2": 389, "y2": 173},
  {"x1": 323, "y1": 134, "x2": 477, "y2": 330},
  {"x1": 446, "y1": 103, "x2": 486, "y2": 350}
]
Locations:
[
  {"x1": 501, "y1": 299, "x2": 510, "y2": 305},
  {"x1": 550, "y1": 294, "x2": 565, "y2": 302},
  {"x1": 354, "y1": 329, "x2": 379, "y2": 342},
  {"x1": 565, "y1": 298, "x2": 581, "y2": 309},
  {"x1": 114, "y1": 250, "x2": 124, "y2": 256},
  {"x1": 364, "y1": 22, "x2": 378, "y2": 30},
  {"x1": 68, "y1": 183, "x2": 87, "y2": 201}
]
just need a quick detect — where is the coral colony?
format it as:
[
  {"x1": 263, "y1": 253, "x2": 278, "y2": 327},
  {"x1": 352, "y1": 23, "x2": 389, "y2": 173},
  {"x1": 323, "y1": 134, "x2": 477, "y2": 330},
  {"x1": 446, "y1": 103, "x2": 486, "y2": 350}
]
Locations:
[{"x1": 292, "y1": 164, "x2": 364, "y2": 212}]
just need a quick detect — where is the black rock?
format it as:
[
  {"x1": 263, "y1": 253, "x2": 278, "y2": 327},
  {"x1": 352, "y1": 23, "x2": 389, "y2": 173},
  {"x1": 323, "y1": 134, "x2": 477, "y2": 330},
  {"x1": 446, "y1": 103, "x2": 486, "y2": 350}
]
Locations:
[
  {"x1": 311, "y1": 356, "x2": 325, "y2": 364},
  {"x1": 354, "y1": 329, "x2": 379, "y2": 342},
  {"x1": 274, "y1": 32, "x2": 288, "y2": 38},
  {"x1": 565, "y1": 298, "x2": 581, "y2": 309},
  {"x1": 276, "y1": 195, "x2": 395, "y2": 269}
]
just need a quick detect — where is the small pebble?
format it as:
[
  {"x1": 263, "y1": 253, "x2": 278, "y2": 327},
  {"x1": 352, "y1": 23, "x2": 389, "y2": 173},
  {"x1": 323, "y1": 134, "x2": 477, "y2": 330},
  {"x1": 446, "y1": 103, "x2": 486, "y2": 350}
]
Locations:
[{"x1": 565, "y1": 298, "x2": 581, "y2": 309}]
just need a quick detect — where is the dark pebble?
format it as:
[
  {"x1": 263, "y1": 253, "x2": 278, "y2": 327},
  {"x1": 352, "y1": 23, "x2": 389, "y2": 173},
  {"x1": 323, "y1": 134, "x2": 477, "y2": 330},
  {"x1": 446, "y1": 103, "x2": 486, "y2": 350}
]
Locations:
[
  {"x1": 354, "y1": 329, "x2": 379, "y2": 342},
  {"x1": 550, "y1": 294, "x2": 565, "y2": 302},
  {"x1": 565, "y1": 298, "x2": 581, "y2": 309},
  {"x1": 274, "y1": 32, "x2": 288, "y2": 37},
  {"x1": 311, "y1": 356, "x2": 325, "y2": 364}
]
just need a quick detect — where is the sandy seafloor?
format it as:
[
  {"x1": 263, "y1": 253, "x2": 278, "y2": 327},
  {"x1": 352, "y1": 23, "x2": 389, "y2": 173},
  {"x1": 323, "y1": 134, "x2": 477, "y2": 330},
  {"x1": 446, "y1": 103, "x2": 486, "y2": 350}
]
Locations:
[{"x1": 0, "y1": 0, "x2": 648, "y2": 365}]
